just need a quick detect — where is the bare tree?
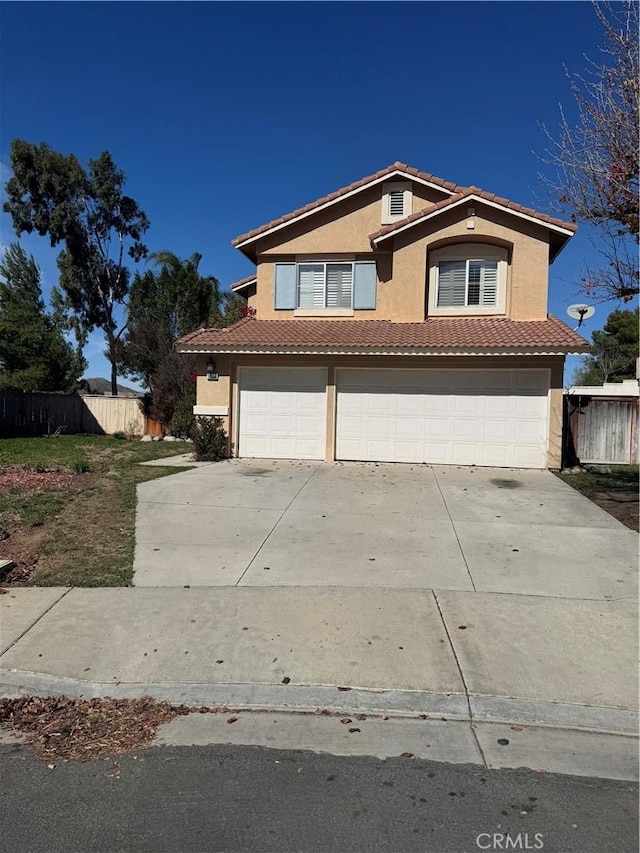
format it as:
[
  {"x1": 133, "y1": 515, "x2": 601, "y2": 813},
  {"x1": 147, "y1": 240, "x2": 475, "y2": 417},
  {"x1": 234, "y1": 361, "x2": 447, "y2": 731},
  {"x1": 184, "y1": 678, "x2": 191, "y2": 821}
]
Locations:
[{"x1": 542, "y1": 1, "x2": 638, "y2": 302}]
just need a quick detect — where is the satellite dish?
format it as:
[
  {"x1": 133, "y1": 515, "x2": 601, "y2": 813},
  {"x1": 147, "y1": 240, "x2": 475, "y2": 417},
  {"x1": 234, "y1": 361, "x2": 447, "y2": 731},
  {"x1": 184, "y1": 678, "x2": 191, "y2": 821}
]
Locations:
[{"x1": 567, "y1": 304, "x2": 595, "y2": 328}]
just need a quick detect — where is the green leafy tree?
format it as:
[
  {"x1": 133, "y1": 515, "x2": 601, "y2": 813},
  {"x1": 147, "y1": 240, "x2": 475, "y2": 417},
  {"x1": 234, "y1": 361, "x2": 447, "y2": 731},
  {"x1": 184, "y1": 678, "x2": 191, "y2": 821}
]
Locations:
[
  {"x1": 543, "y1": 2, "x2": 639, "y2": 301},
  {"x1": 572, "y1": 307, "x2": 639, "y2": 385},
  {"x1": 119, "y1": 251, "x2": 229, "y2": 428},
  {"x1": 2, "y1": 140, "x2": 149, "y2": 394},
  {"x1": 208, "y1": 290, "x2": 246, "y2": 328},
  {"x1": 0, "y1": 243, "x2": 86, "y2": 392}
]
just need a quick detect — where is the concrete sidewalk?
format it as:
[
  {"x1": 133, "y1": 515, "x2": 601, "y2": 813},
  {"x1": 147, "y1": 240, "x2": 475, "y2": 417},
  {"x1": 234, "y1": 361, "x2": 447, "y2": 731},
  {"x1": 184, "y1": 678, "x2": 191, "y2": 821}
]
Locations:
[{"x1": 1, "y1": 585, "x2": 637, "y2": 779}]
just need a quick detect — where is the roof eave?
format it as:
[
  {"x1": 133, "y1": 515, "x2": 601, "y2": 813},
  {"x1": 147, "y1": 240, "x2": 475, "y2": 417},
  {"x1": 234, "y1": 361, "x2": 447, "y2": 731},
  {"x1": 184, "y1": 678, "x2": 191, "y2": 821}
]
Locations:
[
  {"x1": 176, "y1": 344, "x2": 588, "y2": 356},
  {"x1": 371, "y1": 194, "x2": 576, "y2": 248},
  {"x1": 230, "y1": 278, "x2": 256, "y2": 292},
  {"x1": 231, "y1": 168, "x2": 457, "y2": 252}
]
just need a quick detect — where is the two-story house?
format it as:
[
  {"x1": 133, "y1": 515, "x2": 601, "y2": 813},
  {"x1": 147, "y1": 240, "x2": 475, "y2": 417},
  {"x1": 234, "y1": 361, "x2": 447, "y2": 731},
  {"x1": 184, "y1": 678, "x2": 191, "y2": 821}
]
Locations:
[{"x1": 176, "y1": 162, "x2": 589, "y2": 469}]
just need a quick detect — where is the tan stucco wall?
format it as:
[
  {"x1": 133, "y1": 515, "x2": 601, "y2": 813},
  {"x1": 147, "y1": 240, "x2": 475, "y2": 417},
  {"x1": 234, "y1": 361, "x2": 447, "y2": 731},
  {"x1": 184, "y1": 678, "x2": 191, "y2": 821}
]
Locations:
[
  {"x1": 194, "y1": 354, "x2": 232, "y2": 434},
  {"x1": 194, "y1": 354, "x2": 565, "y2": 468},
  {"x1": 246, "y1": 191, "x2": 552, "y2": 322}
]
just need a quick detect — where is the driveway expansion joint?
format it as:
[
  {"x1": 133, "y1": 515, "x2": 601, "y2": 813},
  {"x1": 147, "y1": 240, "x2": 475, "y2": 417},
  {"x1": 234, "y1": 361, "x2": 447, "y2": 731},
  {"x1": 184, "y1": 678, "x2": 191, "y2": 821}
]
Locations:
[
  {"x1": 0, "y1": 588, "x2": 72, "y2": 658},
  {"x1": 235, "y1": 464, "x2": 322, "y2": 586}
]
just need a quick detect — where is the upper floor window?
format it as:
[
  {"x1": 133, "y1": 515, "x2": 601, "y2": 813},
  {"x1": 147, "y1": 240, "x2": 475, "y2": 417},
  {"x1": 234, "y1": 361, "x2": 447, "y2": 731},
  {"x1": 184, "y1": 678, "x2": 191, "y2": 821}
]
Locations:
[
  {"x1": 437, "y1": 259, "x2": 498, "y2": 308},
  {"x1": 381, "y1": 182, "x2": 412, "y2": 224},
  {"x1": 298, "y1": 262, "x2": 353, "y2": 308},
  {"x1": 274, "y1": 260, "x2": 377, "y2": 312},
  {"x1": 428, "y1": 244, "x2": 508, "y2": 316}
]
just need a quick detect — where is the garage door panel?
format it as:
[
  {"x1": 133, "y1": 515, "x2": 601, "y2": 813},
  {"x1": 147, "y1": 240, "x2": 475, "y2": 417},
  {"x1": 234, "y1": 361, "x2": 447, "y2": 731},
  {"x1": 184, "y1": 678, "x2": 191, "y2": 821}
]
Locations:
[
  {"x1": 336, "y1": 368, "x2": 549, "y2": 469},
  {"x1": 239, "y1": 368, "x2": 327, "y2": 460}
]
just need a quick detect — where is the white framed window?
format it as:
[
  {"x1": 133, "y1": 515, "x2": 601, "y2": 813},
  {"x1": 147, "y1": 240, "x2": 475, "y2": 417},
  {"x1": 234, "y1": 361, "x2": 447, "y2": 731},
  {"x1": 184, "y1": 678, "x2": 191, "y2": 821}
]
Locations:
[
  {"x1": 437, "y1": 259, "x2": 499, "y2": 307},
  {"x1": 298, "y1": 262, "x2": 353, "y2": 308},
  {"x1": 382, "y1": 181, "x2": 412, "y2": 224},
  {"x1": 428, "y1": 244, "x2": 508, "y2": 316}
]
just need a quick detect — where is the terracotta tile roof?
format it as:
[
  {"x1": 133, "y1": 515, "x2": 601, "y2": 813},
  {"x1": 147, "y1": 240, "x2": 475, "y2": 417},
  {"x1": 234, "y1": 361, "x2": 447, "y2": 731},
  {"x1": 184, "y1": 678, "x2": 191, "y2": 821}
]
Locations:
[
  {"x1": 369, "y1": 189, "x2": 577, "y2": 244},
  {"x1": 229, "y1": 274, "x2": 257, "y2": 291},
  {"x1": 231, "y1": 162, "x2": 459, "y2": 247},
  {"x1": 176, "y1": 316, "x2": 589, "y2": 353},
  {"x1": 231, "y1": 162, "x2": 577, "y2": 250}
]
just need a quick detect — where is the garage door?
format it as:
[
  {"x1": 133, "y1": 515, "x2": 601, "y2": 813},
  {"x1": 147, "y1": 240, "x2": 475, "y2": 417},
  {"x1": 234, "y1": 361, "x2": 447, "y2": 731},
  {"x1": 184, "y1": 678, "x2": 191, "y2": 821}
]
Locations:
[
  {"x1": 239, "y1": 367, "x2": 327, "y2": 459},
  {"x1": 336, "y1": 368, "x2": 549, "y2": 468}
]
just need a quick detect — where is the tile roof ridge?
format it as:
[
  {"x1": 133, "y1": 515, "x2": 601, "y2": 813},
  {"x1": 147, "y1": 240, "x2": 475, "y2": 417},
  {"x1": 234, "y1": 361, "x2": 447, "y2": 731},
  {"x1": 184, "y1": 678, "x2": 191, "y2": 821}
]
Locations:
[
  {"x1": 231, "y1": 162, "x2": 458, "y2": 247},
  {"x1": 369, "y1": 188, "x2": 576, "y2": 243}
]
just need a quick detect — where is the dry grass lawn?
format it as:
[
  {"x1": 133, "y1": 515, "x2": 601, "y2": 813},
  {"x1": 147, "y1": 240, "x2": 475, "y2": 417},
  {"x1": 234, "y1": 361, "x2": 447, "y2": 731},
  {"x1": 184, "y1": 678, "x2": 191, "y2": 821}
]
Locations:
[{"x1": 0, "y1": 436, "x2": 192, "y2": 586}]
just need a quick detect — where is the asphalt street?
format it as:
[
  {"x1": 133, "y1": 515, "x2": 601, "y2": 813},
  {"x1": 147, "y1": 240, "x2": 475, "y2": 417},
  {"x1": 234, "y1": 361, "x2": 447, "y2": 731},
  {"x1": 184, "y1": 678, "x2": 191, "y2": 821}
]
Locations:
[{"x1": 1, "y1": 743, "x2": 637, "y2": 853}]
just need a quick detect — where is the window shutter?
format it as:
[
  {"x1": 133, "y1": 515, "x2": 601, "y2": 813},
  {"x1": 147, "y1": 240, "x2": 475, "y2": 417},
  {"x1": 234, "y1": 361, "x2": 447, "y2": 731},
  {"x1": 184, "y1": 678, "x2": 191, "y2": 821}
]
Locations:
[
  {"x1": 274, "y1": 263, "x2": 296, "y2": 309},
  {"x1": 437, "y1": 261, "x2": 466, "y2": 307},
  {"x1": 353, "y1": 261, "x2": 377, "y2": 309},
  {"x1": 480, "y1": 261, "x2": 498, "y2": 306},
  {"x1": 326, "y1": 263, "x2": 353, "y2": 308}
]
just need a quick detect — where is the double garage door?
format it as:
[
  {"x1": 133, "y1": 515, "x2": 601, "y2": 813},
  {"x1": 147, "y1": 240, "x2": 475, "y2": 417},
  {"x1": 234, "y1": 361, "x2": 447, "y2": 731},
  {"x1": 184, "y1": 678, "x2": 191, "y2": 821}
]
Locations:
[{"x1": 238, "y1": 367, "x2": 549, "y2": 468}]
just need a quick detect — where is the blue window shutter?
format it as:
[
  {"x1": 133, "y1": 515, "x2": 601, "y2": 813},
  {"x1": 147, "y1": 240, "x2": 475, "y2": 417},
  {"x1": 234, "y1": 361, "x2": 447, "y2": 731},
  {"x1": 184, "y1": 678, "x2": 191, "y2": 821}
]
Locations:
[
  {"x1": 353, "y1": 261, "x2": 377, "y2": 309},
  {"x1": 274, "y1": 263, "x2": 296, "y2": 309}
]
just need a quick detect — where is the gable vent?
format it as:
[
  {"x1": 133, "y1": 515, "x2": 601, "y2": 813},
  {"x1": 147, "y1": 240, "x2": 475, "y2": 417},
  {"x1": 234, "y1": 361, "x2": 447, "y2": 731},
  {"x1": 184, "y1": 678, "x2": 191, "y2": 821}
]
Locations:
[
  {"x1": 389, "y1": 190, "x2": 405, "y2": 216},
  {"x1": 382, "y1": 181, "x2": 412, "y2": 224}
]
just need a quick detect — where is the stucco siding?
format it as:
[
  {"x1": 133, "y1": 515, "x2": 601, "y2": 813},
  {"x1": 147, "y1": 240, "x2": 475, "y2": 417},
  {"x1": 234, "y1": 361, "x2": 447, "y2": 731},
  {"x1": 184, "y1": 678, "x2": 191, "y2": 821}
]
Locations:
[{"x1": 247, "y1": 201, "x2": 551, "y2": 323}]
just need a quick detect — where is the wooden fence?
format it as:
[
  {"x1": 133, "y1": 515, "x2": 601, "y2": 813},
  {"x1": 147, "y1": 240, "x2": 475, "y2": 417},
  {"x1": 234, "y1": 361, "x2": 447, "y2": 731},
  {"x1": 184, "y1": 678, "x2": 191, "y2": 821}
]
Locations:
[
  {"x1": 564, "y1": 393, "x2": 639, "y2": 466},
  {"x1": 0, "y1": 392, "x2": 155, "y2": 438}
]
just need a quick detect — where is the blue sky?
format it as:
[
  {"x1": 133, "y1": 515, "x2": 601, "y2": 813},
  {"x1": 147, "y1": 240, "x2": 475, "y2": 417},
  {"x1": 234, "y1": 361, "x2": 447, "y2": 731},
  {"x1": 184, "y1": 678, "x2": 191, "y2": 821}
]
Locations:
[{"x1": 0, "y1": 0, "x2": 631, "y2": 386}]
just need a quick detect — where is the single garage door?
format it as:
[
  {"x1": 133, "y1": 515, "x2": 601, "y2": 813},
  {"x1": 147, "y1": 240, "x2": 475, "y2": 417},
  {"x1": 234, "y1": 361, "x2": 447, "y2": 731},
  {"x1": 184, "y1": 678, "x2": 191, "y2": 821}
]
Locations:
[
  {"x1": 238, "y1": 367, "x2": 327, "y2": 459},
  {"x1": 336, "y1": 368, "x2": 549, "y2": 468}
]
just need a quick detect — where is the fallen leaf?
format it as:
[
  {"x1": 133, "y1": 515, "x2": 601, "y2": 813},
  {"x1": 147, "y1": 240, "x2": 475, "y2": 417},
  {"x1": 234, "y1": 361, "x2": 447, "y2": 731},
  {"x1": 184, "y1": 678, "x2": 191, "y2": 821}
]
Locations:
[
  {"x1": 281, "y1": 677, "x2": 291, "y2": 685},
  {"x1": 226, "y1": 716, "x2": 238, "y2": 725},
  {"x1": 340, "y1": 718, "x2": 352, "y2": 725},
  {"x1": 400, "y1": 752, "x2": 414, "y2": 758},
  {"x1": 510, "y1": 725, "x2": 524, "y2": 732},
  {"x1": 348, "y1": 728, "x2": 361, "y2": 734}
]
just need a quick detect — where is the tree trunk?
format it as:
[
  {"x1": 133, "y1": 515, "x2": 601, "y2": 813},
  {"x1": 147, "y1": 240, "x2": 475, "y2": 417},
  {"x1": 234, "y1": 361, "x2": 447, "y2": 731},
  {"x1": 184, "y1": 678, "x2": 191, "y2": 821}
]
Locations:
[{"x1": 107, "y1": 333, "x2": 118, "y2": 396}]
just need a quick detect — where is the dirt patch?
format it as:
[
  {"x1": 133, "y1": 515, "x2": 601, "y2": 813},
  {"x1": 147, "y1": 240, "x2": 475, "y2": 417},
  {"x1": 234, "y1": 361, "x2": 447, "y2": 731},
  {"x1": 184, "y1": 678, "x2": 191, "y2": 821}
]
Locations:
[
  {"x1": 556, "y1": 466, "x2": 639, "y2": 532},
  {"x1": 0, "y1": 696, "x2": 225, "y2": 762},
  {"x1": 584, "y1": 490, "x2": 639, "y2": 532},
  {"x1": 0, "y1": 470, "x2": 92, "y2": 587},
  {"x1": 0, "y1": 467, "x2": 86, "y2": 492}
]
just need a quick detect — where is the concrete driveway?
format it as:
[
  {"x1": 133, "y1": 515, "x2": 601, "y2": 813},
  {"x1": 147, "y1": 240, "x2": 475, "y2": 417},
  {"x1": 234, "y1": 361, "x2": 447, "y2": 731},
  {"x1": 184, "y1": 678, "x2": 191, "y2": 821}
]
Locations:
[{"x1": 133, "y1": 460, "x2": 638, "y2": 599}]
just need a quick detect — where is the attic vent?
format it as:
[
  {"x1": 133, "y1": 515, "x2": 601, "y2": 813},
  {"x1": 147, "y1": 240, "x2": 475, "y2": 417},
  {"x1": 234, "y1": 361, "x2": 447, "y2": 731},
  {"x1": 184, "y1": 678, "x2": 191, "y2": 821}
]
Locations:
[
  {"x1": 389, "y1": 190, "x2": 405, "y2": 216},
  {"x1": 382, "y1": 181, "x2": 412, "y2": 224}
]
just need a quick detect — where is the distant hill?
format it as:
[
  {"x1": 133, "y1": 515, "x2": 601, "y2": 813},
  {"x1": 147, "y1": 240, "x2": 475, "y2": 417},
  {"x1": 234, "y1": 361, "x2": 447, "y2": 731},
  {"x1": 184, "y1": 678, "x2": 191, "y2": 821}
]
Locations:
[{"x1": 79, "y1": 378, "x2": 143, "y2": 397}]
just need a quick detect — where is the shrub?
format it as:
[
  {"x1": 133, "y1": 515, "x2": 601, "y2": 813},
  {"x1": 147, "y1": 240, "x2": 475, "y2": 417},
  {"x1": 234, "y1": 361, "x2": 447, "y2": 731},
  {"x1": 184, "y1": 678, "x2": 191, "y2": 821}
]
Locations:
[
  {"x1": 192, "y1": 417, "x2": 230, "y2": 462},
  {"x1": 112, "y1": 431, "x2": 127, "y2": 440},
  {"x1": 170, "y1": 396, "x2": 197, "y2": 439},
  {"x1": 72, "y1": 459, "x2": 91, "y2": 474}
]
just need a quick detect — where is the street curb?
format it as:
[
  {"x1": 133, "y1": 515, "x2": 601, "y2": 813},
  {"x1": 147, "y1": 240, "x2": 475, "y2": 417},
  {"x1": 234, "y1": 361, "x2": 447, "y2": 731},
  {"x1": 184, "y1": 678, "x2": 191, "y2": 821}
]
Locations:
[{"x1": 1, "y1": 671, "x2": 637, "y2": 738}]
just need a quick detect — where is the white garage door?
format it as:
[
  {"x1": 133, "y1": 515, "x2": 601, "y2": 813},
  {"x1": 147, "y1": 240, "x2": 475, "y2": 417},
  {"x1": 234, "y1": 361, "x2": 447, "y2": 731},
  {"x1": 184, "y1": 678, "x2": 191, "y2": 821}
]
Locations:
[
  {"x1": 336, "y1": 368, "x2": 549, "y2": 468},
  {"x1": 239, "y1": 367, "x2": 327, "y2": 460}
]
